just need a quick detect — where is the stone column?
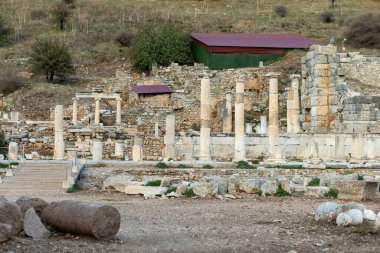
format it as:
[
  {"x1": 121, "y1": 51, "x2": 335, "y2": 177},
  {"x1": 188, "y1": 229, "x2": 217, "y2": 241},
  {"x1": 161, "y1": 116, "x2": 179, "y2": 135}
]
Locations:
[
  {"x1": 334, "y1": 135, "x2": 345, "y2": 161},
  {"x1": 91, "y1": 140, "x2": 103, "y2": 161},
  {"x1": 154, "y1": 122, "x2": 159, "y2": 138},
  {"x1": 54, "y1": 105, "x2": 65, "y2": 159},
  {"x1": 235, "y1": 80, "x2": 245, "y2": 161},
  {"x1": 260, "y1": 116, "x2": 267, "y2": 135},
  {"x1": 287, "y1": 74, "x2": 301, "y2": 133},
  {"x1": 8, "y1": 142, "x2": 18, "y2": 160},
  {"x1": 132, "y1": 137, "x2": 143, "y2": 162},
  {"x1": 222, "y1": 93, "x2": 233, "y2": 133},
  {"x1": 268, "y1": 74, "x2": 280, "y2": 159},
  {"x1": 245, "y1": 123, "x2": 252, "y2": 134},
  {"x1": 164, "y1": 114, "x2": 176, "y2": 159},
  {"x1": 72, "y1": 98, "x2": 78, "y2": 126},
  {"x1": 199, "y1": 76, "x2": 211, "y2": 161},
  {"x1": 351, "y1": 134, "x2": 364, "y2": 163},
  {"x1": 116, "y1": 98, "x2": 122, "y2": 125},
  {"x1": 94, "y1": 98, "x2": 100, "y2": 125},
  {"x1": 114, "y1": 141, "x2": 124, "y2": 157}
]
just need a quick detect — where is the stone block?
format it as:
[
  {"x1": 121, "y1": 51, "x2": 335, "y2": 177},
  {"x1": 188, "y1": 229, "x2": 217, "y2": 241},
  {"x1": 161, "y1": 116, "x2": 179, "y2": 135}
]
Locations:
[
  {"x1": 332, "y1": 180, "x2": 379, "y2": 201},
  {"x1": 305, "y1": 186, "x2": 329, "y2": 197}
]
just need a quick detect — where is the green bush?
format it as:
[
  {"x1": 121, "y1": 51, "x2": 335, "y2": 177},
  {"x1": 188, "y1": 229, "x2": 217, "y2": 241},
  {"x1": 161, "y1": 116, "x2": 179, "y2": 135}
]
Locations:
[
  {"x1": 0, "y1": 162, "x2": 19, "y2": 168},
  {"x1": 145, "y1": 180, "x2": 161, "y2": 187},
  {"x1": 166, "y1": 187, "x2": 177, "y2": 194},
  {"x1": 202, "y1": 164, "x2": 214, "y2": 169},
  {"x1": 236, "y1": 160, "x2": 254, "y2": 169},
  {"x1": 183, "y1": 188, "x2": 195, "y2": 197},
  {"x1": 29, "y1": 38, "x2": 74, "y2": 82},
  {"x1": 0, "y1": 16, "x2": 12, "y2": 46},
  {"x1": 66, "y1": 183, "x2": 82, "y2": 193},
  {"x1": 274, "y1": 165, "x2": 303, "y2": 170},
  {"x1": 156, "y1": 161, "x2": 168, "y2": 168},
  {"x1": 324, "y1": 188, "x2": 339, "y2": 198},
  {"x1": 307, "y1": 178, "x2": 320, "y2": 186},
  {"x1": 191, "y1": 122, "x2": 200, "y2": 131},
  {"x1": 274, "y1": 185, "x2": 290, "y2": 197},
  {"x1": 178, "y1": 164, "x2": 187, "y2": 168},
  {"x1": 357, "y1": 174, "x2": 364, "y2": 181},
  {"x1": 344, "y1": 13, "x2": 380, "y2": 49},
  {"x1": 131, "y1": 23, "x2": 193, "y2": 71}
]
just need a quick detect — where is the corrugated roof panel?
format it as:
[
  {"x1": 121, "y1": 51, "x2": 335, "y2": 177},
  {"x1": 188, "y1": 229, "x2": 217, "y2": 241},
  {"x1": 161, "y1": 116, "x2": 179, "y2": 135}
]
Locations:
[
  {"x1": 133, "y1": 85, "x2": 173, "y2": 94},
  {"x1": 191, "y1": 33, "x2": 318, "y2": 49}
]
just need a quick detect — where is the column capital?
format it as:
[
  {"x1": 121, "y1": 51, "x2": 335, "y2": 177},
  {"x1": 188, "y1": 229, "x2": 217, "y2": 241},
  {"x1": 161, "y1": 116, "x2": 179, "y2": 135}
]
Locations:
[
  {"x1": 290, "y1": 74, "x2": 301, "y2": 80},
  {"x1": 266, "y1": 72, "x2": 281, "y2": 78},
  {"x1": 95, "y1": 97, "x2": 101, "y2": 101},
  {"x1": 72, "y1": 97, "x2": 79, "y2": 102},
  {"x1": 116, "y1": 98, "x2": 122, "y2": 101}
]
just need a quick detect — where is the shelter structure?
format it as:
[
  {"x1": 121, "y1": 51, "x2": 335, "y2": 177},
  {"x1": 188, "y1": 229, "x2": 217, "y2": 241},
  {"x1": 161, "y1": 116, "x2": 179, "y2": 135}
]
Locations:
[{"x1": 191, "y1": 33, "x2": 316, "y2": 69}]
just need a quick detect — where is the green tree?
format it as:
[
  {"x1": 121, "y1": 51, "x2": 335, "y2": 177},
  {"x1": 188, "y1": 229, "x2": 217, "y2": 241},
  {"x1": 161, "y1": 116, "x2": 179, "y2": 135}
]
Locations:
[
  {"x1": 29, "y1": 38, "x2": 74, "y2": 83},
  {"x1": 0, "y1": 16, "x2": 12, "y2": 46},
  {"x1": 51, "y1": 1, "x2": 71, "y2": 30},
  {"x1": 131, "y1": 23, "x2": 193, "y2": 71}
]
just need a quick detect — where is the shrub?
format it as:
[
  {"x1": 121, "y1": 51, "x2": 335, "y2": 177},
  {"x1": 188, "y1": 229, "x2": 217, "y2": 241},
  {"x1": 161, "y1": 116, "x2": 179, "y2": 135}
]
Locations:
[
  {"x1": 63, "y1": 0, "x2": 75, "y2": 8},
  {"x1": 191, "y1": 122, "x2": 200, "y2": 131},
  {"x1": 274, "y1": 5, "x2": 288, "y2": 18},
  {"x1": 156, "y1": 161, "x2": 168, "y2": 168},
  {"x1": 236, "y1": 160, "x2": 254, "y2": 169},
  {"x1": 202, "y1": 164, "x2": 213, "y2": 169},
  {"x1": 344, "y1": 13, "x2": 380, "y2": 49},
  {"x1": 321, "y1": 11, "x2": 335, "y2": 23},
  {"x1": 66, "y1": 183, "x2": 82, "y2": 193},
  {"x1": 31, "y1": 9, "x2": 47, "y2": 20},
  {"x1": 0, "y1": 16, "x2": 12, "y2": 46},
  {"x1": 307, "y1": 178, "x2": 320, "y2": 186},
  {"x1": 166, "y1": 187, "x2": 177, "y2": 194},
  {"x1": 183, "y1": 188, "x2": 195, "y2": 197},
  {"x1": 274, "y1": 165, "x2": 303, "y2": 170},
  {"x1": 29, "y1": 38, "x2": 74, "y2": 83},
  {"x1": 324, "y1": 188, "x2": 339, "y2": 198},
  {"x1": 131, "y1": 23, "x2": 193, "y2": 71},
  {"x1": 145, "y1": 180, "x2": 161, "y2": 187},
  {"x1": 50, "y1": 1, "x2": 71, "y2": 30},
  {"x1": 178, "y1": 164, "x2": 187, "y2": 168},
  {"x1": 274, "y1": 185, "x2": 290, "y2": 197},
  {"x1": 357, "y1": 174, "x2": 364, "y2": 181},
  {"x1": 115, "y1": 31, "x2": 133, "y2": 47},
  {"x1": 0, "y1": 68, "x2": 26, "y2": 95}
]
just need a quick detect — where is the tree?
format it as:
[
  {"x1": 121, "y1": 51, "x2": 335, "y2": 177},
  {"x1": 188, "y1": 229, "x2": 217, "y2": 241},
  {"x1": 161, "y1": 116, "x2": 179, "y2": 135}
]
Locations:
[
  {"x1": 131, "y1": 23, "x2": 193, "y2": 71},
  {"x1": 0, "y1": 16, "x2": 12, "y2": 46},
  {"x1": 30, "y1": 38, "x2": 74, "y2": 83},
  {"x1": 344, "y1": 13, "x2": 380, "y2": 49},
  {"x1": 50, "y1": 1, "x2": 71, "y2": 30}
]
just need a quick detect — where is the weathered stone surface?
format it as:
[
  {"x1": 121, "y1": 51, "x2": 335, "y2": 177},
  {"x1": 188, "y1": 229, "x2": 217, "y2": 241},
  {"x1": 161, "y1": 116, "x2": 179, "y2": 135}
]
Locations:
[
  {"x1": 290, "y1": 185, "x2": 307, "y2": 196},
  {"x1": 336, "y1": 212, "x2": 352, "y2": 227},
  {"x1": 24, "y1": 208, "x2": 51, "y2": 239},
  {"x1": 103, "y1": 175, "x2": 136, "y2": 192},
  {"x1": 0, "y1": 198, "x2": 23, "y2": 235},
  {"x1": 260, "y1": 180, "x2": 278, "y2": 195},
  {"x1": 305, "y1": 186, "x2": 329, "y2": 197},
  {"x1": 201, "y1": 176, "x2": 228, "y2": 195},
  {"x1": 16, "y1": 196, "x2": 48, "y2": 216},
  {"x1": 315, "y1": 202, "x2": 342, "y2": 222},
  {"x1": 41, "y1": 200, "x2": 120, "y2": 240},
  {"x1": 192, "y1": 182, "x2": 217, "y2": 197},
  {"x1": 0, "y1": 223, "x2": 12, "y2": 242},
  {"x1": 238, "y1": 179, "x2": 261, "y2": 194},
  {"x1": 176, "y1": 185, "x2": 188, "y2": 195},
  {"x1": 360, "y1": 210, "x2": 380, "y2": 233},
  {"x1": 340, "y1": 203, "x2": 366, "y2": 213},
  {"x1": 332, "y1": 180, "x2": 378, "y2": 201},
  {"x1": 346, "y1": 209, "x2": 363, "y2": 225},
  {"x1": 160, "y1": 177, "x2": 181, "y2": 187},
  {"x1": 124, "y1": 185, "x2": 167, "y2": 196}
]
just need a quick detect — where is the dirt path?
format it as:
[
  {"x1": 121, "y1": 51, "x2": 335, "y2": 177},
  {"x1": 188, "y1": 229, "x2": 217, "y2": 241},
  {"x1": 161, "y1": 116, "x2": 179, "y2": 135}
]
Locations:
[{"x1": 2, "y1": 192, "x2": 380, "y2": 253}]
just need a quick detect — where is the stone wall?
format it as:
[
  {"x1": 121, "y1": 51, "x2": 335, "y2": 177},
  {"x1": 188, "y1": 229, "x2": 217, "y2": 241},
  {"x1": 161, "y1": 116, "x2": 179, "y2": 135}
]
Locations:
[{"x1": 344, "y1": 53, "x2": 380, "y2": 88}]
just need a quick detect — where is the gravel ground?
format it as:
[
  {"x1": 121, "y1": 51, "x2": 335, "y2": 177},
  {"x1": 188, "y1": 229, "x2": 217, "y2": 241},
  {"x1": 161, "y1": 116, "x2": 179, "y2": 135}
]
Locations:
[{"x1": 2, "y1": 191, "x2": 380, "y2": 253}]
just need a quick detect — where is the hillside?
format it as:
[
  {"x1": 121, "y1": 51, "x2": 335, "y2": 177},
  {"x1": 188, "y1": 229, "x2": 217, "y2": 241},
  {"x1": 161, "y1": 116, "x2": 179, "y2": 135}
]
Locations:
[{"x1": 1, "y1": 0, "x2": 380, "y2": 116}]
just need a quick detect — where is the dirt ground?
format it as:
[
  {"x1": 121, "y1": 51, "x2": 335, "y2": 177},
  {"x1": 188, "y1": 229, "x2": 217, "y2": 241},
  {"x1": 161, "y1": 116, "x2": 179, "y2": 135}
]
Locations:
[{"x1": 2, "y1": 191, "x2": 380, "y2": 253}]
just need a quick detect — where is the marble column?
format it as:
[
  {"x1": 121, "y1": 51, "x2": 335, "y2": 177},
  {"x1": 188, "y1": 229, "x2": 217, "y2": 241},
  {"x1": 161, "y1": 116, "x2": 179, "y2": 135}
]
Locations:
[
  {"x1": 54, "y1": 105, "x2": 65, "y2": 159},
  {"x1": 132, "y1": 137, "x2": 143, "y2": 162},
  {"x1": 223, "y1": 93, "x2": 233, "y2": 133},
  {"x1": 91, "y1": 140, "x2": 103, "y2": 161},
  {"x1": 115, "y1": 141, "x2": 124, "y2": 157},
  {"x1": 268, "y1": 74, "x2": 279, "y2": 159},
  {"x1": 72, "y1": 98, "x2": 78, "y2": 126},
  {"x1": 287, "y1": 74, "x2": 300, "y2": 133},
  {"x1": 334, "y1": 135, "x2": 345, "y2": 161},
  {"x1": 94, "y1": 98, "x2": 100, "y2": 125},
  {"x1": 116, "y1": 98, "x2": 122, "y2": 125},
  {"x1": 8, "y1": 142, "x2": 18, "y2": 160},
  {"x1": 351, "y1": 134, "x2": 364, "y2": 163},
  {"x1": 164, "y1": 113, "x2": 176, "y2": 159},
  {"x1": 234, "y1": 80, "x2": 245, "y2": 161},
  {"x1": 200, "y1": 76, "x2": 211, "y2": 161}
]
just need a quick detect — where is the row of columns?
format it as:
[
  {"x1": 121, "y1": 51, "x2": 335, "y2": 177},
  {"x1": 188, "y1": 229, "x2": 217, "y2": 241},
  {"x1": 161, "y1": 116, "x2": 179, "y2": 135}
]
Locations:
[{"x1": 72, "y1": 97, "x2": 122, "y2": 126}]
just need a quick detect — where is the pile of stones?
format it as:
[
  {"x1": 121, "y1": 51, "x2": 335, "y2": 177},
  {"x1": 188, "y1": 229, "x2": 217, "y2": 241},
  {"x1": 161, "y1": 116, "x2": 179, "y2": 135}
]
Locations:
[
  {"x1": 315, "y1": 202, "x2": 380, "y2": 233},
  {"x1": 0, "y1": 196, "x2": 120, "y2": 242}
]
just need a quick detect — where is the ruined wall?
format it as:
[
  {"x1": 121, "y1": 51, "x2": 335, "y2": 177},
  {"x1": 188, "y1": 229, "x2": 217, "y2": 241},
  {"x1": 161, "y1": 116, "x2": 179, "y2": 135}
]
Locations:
[{"x1": 344, "y1": 54, "x2": 380, "y2": 88}]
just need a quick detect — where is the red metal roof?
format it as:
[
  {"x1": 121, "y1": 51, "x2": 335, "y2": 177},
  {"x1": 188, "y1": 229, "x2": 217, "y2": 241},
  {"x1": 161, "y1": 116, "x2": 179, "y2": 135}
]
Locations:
[
  {"x1": 133, "y1": 85, "x2": 173, "y2": 94},
  {"x1": 191, "y1": 33, "x2": 317, "y2": 49}
]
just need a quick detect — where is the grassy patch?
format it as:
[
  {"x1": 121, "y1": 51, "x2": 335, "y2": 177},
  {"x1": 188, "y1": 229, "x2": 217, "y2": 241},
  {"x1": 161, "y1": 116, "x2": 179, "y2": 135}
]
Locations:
[
  {"x1": 202, "y1": 164, "x2": 214, "y2": 169},
  {"x1": 178, "y1": 164, "x2": 187, "y2": 168},
  {"x1": 324, "y1": 188, "x2": 339, "y2": 198},
  {"x1": 66, "y1": 183, "x2": 82, "y2": 193},
  {"x1": 166, "y1": 187, "x2": 177, "y2": 194},
  {"x1": 0, "y1": 162, "x2": 19, "y2": 168},
  {"x1": 182, "y1": 188, "x2": 195, "y2": 197},
  {"x1": 274, "y1": 185, "x2": 291, "y2": 197},
  {"x1": 307, "y1": 178, "x2": 320, "y2": 186},
  {"x1": 145, "y1": 180, "x2": 161, "y2": 187},
  {"x1": 236, "y1": 160, "x2": 255, "y2": 169},
  {"x1": 156, "y1": 161, "x2": 168, "y2": 168},
  {"x1": 357, "y1": 174, "x2": 364, "y2": 181},
  {"x1": 92, "y1": 163, "x2": 107, "y2": 168}
]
